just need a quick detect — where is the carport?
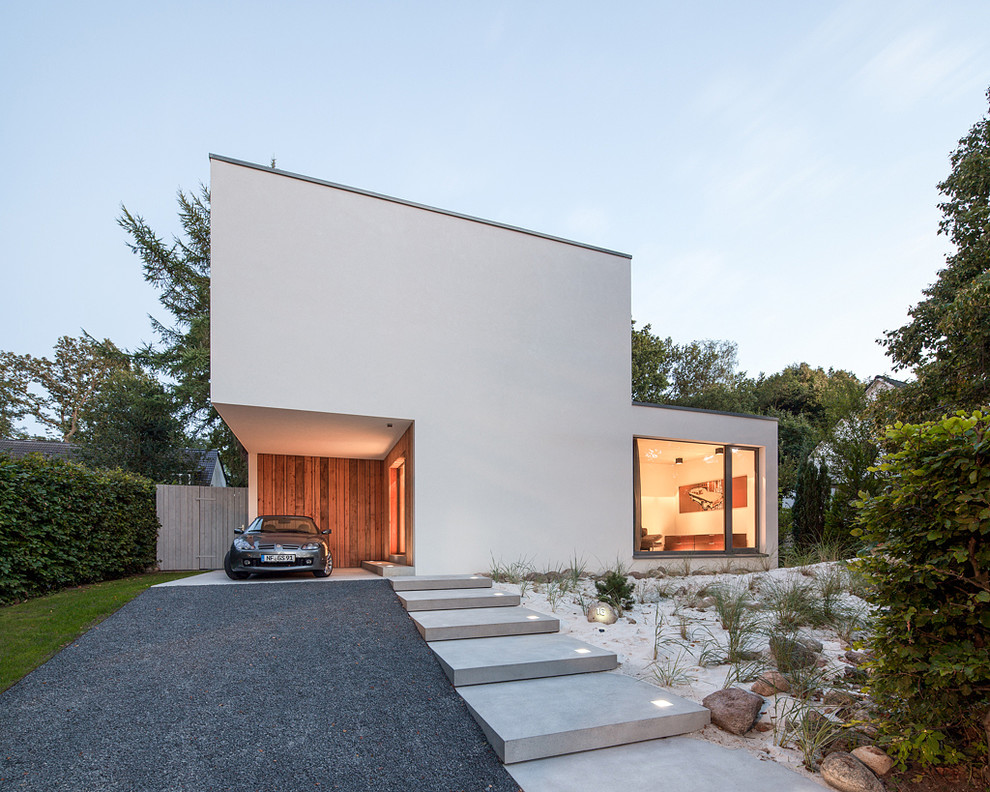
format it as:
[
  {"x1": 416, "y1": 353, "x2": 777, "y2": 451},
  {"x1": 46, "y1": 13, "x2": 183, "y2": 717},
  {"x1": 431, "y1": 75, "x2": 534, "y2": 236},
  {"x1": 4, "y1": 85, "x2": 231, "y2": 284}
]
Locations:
[{"x1": 214, "y1": 403, "x2": 414, "y2": 571}]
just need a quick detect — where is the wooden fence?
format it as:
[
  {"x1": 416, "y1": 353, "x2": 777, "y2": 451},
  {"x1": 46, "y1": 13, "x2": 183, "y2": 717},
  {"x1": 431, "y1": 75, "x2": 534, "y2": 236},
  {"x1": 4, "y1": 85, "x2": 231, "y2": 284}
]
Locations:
[{"x1": 156, "y1": 485, "x2": 248, "y2": 571}]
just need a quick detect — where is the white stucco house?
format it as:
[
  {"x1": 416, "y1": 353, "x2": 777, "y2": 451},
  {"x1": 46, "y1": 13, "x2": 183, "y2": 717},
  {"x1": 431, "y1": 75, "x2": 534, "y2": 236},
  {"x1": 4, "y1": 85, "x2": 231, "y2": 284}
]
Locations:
[{"x1": 209, "y1": 155, "x2": 778, "y2": 575}]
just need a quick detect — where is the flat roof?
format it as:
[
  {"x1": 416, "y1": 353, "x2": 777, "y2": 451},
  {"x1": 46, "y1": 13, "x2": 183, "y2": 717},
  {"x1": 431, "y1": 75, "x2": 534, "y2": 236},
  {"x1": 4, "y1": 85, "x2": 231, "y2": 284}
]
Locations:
[
  {"x1": 209, "y1": 154, "x2": 632, "y2": 260},
  {"x1": 632, "y1": 401, "x2": 780, "y2": 422}
]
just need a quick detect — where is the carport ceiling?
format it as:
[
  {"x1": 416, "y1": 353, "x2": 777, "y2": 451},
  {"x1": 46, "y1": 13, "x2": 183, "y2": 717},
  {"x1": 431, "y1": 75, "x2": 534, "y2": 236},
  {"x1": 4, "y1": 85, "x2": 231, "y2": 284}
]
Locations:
[{"x1": 214, "y1": 402, "x2": 411, "y2": 460}]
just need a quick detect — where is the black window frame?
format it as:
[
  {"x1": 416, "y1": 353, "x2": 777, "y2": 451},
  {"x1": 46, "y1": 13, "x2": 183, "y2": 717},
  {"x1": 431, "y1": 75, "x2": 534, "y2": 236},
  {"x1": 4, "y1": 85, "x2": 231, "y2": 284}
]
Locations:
[{"x1": 632, "y1": 438, "x2": 762, "y2": 558}]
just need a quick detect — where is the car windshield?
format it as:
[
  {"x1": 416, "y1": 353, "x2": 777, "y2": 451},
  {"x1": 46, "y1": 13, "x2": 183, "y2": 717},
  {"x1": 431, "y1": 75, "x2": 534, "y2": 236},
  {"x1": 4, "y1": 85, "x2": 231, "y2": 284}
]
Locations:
[{"x1": 247, "y1": 517, "x2": 318, "y2": 534}]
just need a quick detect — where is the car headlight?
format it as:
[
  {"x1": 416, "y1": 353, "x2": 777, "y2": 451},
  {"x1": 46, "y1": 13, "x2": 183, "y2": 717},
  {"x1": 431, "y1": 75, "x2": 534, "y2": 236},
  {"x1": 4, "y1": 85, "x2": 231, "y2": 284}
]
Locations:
[
  {"x1": 233, "y1": 538, "x2": 252, "y2": 550},
  {"x1": 301, "y1": 542, "x2": 320, "y2": 550}
]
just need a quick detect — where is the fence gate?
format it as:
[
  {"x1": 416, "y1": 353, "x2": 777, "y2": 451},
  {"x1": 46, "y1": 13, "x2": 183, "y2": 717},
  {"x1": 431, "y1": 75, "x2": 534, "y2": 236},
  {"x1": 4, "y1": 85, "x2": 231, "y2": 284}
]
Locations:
[{"x1": 156, "y1": 485, "x2": 248, "y2": 571}]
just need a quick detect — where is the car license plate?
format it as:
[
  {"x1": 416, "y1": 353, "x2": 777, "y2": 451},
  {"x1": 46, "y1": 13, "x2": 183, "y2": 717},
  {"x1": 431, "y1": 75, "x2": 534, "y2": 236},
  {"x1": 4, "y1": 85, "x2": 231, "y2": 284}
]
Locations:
[{"x1": 262, "y1": 554, "x2": 295, "y2": 563}]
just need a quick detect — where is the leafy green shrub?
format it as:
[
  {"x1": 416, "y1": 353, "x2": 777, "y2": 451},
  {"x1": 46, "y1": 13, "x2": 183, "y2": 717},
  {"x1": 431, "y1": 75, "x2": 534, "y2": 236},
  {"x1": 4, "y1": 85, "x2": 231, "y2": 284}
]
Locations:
[
  {"x1": 854, "y1": 410, "x2": 990, "y2": 768},
  {"x1": 0, "y1": 454, "x2": 159, "y2": 604},
  {"x1": 595, "y1": 570, "x2": 635, "y2": 613}
]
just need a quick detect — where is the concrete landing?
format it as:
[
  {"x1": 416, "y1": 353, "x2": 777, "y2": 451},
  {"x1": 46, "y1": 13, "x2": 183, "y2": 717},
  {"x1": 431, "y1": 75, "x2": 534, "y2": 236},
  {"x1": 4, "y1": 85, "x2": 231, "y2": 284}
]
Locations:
[
  {"x1": 397, "y1": 588, "x2": 519, "y2": 611},
  {"x1": 362, "y1": 560, "x2": 415, "y2": 577},
  {"x1": 390, "y1": 574, "x2": 492, "y2": 592},
  {"x1": 429, "y1": 633, "x2": 617, "y2": 686},
  {"x1": 410, "y1": 606, "x2": 560, "y2": 641},
  {"x1": 458, "y1": 672, "x2": 710, "y2": 764},
  {"x1": 505, "y1": 736, "x2": 826, "y2": 792}
]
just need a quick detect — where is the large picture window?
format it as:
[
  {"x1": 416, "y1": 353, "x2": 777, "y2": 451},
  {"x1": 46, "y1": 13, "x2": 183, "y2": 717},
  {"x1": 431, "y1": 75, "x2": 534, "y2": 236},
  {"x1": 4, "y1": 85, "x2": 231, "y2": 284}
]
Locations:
[{"x1": 634, "y1": 439, "x2": 759, "y2": 554}]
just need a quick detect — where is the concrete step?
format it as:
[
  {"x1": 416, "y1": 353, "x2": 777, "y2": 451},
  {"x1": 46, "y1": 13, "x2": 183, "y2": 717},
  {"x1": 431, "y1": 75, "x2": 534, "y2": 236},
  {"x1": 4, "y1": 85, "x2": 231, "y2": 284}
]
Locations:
[
  {"x1": 362, "y1": 560, "x2": 415, "y2": 577},
  {"x1": 397, "y1": 588, "x2": 519, "y2": 612},
  {"x1": 429, "y1": 633, "x2": 618, "y2": 686},
  {"x1": 504, "y1": 736, "x2": 827, "y2": 792},
  {"x1": 410, "y1": 606, "x2": 560, "y2": 641},
  {"x1": 390, "y1": 574, "x2": 492, "y2": 592},
  {"x1": 458, "y1": 672, "x2": 710, "y2": 764}
]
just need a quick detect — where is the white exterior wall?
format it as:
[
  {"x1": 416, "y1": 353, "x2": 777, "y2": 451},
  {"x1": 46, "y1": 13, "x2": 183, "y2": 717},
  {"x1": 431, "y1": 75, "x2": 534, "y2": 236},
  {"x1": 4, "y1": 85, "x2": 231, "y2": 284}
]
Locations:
[
  {"x1": 211, "y1": 158, "x2": 633, "y2": 574},
  {"x1": 628, "y1": 404, "x2": 778, "y2": 572},
  {"x1": 210, "y1": 157, "x2": 778, "y2": 574}
]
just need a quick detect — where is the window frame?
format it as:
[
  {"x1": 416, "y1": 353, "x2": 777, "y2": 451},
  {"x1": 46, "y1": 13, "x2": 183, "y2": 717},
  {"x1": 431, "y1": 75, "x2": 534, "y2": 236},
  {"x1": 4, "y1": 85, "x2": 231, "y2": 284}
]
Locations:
[{"x1": 632, "y1": 437, "x2": 762, "y2": 558}]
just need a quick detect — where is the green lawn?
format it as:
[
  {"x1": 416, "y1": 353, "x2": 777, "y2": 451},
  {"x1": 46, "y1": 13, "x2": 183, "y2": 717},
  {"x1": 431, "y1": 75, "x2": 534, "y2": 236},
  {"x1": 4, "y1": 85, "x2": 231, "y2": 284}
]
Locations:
[{"x1": 0, "y1": 571, "x2": 200, "y2": 692}]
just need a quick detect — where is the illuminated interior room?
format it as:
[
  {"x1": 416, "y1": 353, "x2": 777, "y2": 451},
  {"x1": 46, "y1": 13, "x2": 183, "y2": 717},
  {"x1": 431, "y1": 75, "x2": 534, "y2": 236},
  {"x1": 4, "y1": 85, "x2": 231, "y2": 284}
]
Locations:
[{"x1": 634, "y1": 438, "x2": 758, "y2": 554}]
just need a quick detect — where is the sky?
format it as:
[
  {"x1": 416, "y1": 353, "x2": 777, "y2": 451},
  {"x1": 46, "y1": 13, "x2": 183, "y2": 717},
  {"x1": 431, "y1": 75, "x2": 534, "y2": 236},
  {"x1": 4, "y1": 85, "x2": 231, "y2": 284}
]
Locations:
[{"x1": 2, "y1": 0, "x2": 989, "y2": 384}]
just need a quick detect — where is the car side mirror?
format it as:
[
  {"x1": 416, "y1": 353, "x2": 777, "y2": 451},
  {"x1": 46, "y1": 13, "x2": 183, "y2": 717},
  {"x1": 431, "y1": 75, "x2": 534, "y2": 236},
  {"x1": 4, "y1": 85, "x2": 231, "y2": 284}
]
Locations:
[
  {"x1": 321, "y1": 528, "x2": 331, "y2": 535},
  {"x1": 234, "y1": 526, "x2": 245, "y2": 535}
]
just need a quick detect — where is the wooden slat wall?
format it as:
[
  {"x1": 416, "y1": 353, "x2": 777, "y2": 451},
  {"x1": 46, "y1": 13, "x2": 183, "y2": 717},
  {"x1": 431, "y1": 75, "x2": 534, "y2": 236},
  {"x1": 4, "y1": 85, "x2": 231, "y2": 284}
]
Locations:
[
  {"x1": 257, "y1": 453, "x2": 387, "y2": 568},
  {"x1": 384, "y1": 425, "x2": 414, "y2": 565}
]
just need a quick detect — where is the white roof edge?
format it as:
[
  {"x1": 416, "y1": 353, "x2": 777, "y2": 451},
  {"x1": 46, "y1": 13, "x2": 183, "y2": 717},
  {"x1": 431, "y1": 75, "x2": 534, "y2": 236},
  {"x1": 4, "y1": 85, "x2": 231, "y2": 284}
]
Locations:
[{"x1": 209, "y1": 154, "x2": 633, "y2": 260}]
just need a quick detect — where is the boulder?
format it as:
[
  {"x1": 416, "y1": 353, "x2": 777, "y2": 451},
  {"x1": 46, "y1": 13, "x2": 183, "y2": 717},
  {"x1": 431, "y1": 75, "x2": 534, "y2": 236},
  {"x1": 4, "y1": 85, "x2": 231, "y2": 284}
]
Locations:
[
  {"x1": 851, "y1": 746, "x2": 892, "y2": 777},
  {"x1": 586, "y1": 602, "x2": 618, "y2": 624},
  {"x1": 844, "y1": 665, "x2": 868, "y2": 683},
  {"x1": 820, "y1": 752, "x2": 884, "y2": 792},
  {"x1": 824, "y1": 690, "x2": 857, "y2": 707},
  {"x1": 751, "y1": 671, "x2": 790, "y2": 696},
  {"x1": 794, "y1": 631, "x2": 824, "y2": 653},
  {"x1": 771, "y1": 634, "x2": 820, "y2": 670},
  {"x1": 702, "y1": 688, "x2": 764, "y2": 735}
]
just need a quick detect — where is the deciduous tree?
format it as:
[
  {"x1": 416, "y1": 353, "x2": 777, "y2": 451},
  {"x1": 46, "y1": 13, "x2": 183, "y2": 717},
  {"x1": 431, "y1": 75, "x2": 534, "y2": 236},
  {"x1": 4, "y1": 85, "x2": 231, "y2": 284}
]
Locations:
[
  {"x1": 9, "y1": 336, "x2": 126, "y2": 441},
  {"x1": 76, "y1": 368, "x2": 193, "y2": 483},
  {"x1": 883, "y1": 88, "x2": 990, "y2": 419}
]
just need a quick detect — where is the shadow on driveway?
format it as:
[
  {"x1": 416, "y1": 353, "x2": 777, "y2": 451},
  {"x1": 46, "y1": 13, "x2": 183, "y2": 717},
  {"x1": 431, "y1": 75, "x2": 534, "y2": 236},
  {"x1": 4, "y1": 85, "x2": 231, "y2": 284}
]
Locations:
[{"x1": 0, "y1": 580, "x2": 520, "y2": 791}]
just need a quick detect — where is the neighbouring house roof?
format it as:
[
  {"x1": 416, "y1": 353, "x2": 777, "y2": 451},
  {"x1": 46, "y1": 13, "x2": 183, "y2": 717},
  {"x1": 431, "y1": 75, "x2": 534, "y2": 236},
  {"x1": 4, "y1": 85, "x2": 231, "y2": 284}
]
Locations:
[
  {"x1": 0, "y1": 439, "x2": 226, "y2": 487},
  {"x1": 0, "y1": 438, "x2": 78, "y2": 460},
  {"x1": 866, "y1": 375, "x2": 907, "y2": 400},
  {"x1": 180, "y1": 448, "x2": 227, "y2": 487}
]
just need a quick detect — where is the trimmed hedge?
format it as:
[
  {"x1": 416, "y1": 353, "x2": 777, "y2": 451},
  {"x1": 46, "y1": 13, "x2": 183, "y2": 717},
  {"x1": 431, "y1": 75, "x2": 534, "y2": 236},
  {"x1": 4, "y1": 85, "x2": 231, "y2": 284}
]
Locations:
[
  {"x1": 854, "y1": 410, "x2": 990, "y2": 768},
  {"x1": 0, "y1": 453, "x2": 159, "y2": 605}
]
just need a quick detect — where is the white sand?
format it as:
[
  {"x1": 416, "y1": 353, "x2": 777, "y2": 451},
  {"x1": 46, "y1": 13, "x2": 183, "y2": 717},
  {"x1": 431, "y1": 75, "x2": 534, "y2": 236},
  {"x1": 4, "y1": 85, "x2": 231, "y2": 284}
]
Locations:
[{"x1": 491, "y1": 562, "x2": 872, "y2": 787}]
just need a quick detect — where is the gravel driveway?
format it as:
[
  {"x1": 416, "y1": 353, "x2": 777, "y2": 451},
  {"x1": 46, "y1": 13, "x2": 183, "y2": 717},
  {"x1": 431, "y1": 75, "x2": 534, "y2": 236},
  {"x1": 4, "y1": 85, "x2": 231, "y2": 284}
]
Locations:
[{"x1": 0, "y1": 580, "x2": 520, "y2": 792}]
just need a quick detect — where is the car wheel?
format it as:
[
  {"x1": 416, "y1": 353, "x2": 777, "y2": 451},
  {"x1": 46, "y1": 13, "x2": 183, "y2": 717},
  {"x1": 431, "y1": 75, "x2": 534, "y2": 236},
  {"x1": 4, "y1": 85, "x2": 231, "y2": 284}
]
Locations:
[
  {"x1": 224, "y1": 551, "x2": 250, "y2": 581},
  {"x1": 313, "y1": 551, "x2": 333, "y2": 578}
]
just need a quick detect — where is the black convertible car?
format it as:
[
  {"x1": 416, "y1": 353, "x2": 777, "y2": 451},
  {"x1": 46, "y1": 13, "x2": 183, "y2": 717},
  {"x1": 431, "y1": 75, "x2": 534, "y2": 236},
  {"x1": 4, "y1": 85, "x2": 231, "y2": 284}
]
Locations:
[{"x1": 224, "y1": 515, "x2": 333, "y2": 580}]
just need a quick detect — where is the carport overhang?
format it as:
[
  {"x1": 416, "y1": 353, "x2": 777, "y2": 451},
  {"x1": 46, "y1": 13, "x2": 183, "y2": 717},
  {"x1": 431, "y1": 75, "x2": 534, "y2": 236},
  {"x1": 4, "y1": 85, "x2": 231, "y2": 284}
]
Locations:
[{"x1": 214, "y1": 402, "x2": 412, "y2": 460}]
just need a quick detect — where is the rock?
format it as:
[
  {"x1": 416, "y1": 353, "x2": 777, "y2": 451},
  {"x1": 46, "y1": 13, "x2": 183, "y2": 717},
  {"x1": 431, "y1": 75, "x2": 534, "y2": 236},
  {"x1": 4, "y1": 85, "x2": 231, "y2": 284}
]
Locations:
[
  {"x1": 824, "y1": 690, "x2": 857, "y2": 707},
  {"x1": 771, "y1": 634, "x2": 819, "y2": 670},
  {"x1": 736, "y1": 649, "x2": 762, "y2": 661},
  {"x1": 751, "y1": 671, "x2": 790, "y2": 696},
  {"x1": 586, "y1": 602, "x2": 618, "y2": 624},
  {"x1": 844, "y1": 650, "x2": 872, "y2": 666},
  {"x1": 820, "y1": 752, "x2": 884, "y2": 792},
  {"x1": 702, "y1": 688, "x2": 764, "y2": 735},
  {"x1": 849, "y1": 630, "x2": 872, "y2": 646},
  {"x1": 851, "y1": 746, "x2": 892, "y2": 777},
  {"x1": 797, "y1": 632, "x2": 824, "y2": 653},
  {"x1": 844, "y1": 665, "x2": 868, "y2": 683},
  {"x1": 626, "y1": 617, "x2": 637, "y2": 624},
  {"x1": 698, "y1": 596, "x2": 716, "y2": 609}
]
